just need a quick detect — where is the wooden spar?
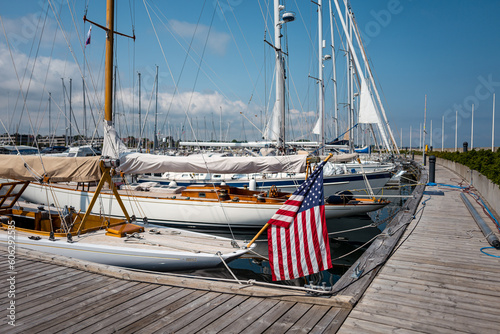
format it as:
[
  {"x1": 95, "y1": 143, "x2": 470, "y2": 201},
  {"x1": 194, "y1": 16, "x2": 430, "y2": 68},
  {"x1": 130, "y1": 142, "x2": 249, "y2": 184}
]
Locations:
[
  {"x1": 104, "y1": 0, "x2": 114, "y2": 124},
  {"x1": 79, "y1": 163, "x2": 131, "y2": 230},
  {"x1": 246, "y1": 153, "x2": 333, "y2": 248}
]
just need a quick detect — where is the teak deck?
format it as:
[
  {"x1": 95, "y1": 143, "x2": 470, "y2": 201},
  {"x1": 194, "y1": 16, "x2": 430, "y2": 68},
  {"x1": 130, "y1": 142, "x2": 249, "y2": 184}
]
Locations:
[{"x1": 2, "y1": 160, "x2": 499, "y2": 333}]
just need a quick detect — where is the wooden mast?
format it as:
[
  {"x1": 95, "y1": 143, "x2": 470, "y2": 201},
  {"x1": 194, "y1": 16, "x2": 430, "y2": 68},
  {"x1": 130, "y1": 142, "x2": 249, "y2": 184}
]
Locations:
[{"x1": 104, "y1": 0, "x2": 114, "y2": 125}]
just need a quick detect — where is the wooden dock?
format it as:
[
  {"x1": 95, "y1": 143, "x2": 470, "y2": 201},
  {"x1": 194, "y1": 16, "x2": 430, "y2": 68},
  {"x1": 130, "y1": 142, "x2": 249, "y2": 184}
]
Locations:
[
  {"x1": 1, "y1": 247, "x2": 354, "y2": 333},
  {"x1": 2, "y1": 160, "x2": 499, "y2": 333},
  {"x1": 338, "y1": 160, "x2": 500, "y2": 333}
]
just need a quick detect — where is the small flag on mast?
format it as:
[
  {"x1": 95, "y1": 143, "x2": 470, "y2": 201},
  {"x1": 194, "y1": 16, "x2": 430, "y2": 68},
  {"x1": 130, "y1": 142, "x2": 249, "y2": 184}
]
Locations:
[
  {"x1": 267, "y1": 160, "x2": 333, "y2": 281},
  {"x1": 85, "y1": 26, "x2": 92, "y2": 46}
]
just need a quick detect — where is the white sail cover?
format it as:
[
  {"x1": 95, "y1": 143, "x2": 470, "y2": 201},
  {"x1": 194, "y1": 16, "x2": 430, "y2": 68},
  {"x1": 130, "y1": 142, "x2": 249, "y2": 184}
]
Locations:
[
  {"x1": 358, "y1": 80, "x2": 379, "y2": 124},
  {"x1": 263, "y1": 101, "x2": 281, "y2": 141},
  {"x1": 102, "y1": 122, "x2": 129, "y2": 159},
  {"x1": 118, "y1": 153, "x2": 308, "y2": 174},
  {"x1": 358, "y1": 80, "x2": 391, "y2": 151},
  {"x1": 312, "y1": 118, "x2": 321, "y2": 135}
]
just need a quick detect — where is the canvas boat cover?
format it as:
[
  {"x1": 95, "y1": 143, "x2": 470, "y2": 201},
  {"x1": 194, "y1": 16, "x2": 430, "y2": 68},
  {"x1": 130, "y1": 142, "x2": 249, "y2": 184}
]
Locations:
[
  {"x1": 118, "y1": 153, "x2": 308, "y2": 174},
  {"x1": 0, "y1": 155, "x2": 101, "y2": 182}
]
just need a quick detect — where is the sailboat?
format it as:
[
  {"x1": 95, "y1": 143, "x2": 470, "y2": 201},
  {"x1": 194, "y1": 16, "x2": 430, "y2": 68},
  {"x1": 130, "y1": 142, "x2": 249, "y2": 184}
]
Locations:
[
  {"x1": 0, "y1": 0, "x2": 253, "y2": 271},
  {"x1": 0, "y1": 167, "x2": 251, "y2": 271},
  {"x1": 7, "y1": 0, "x2": 388, "y2": 231},
  {"x1": 135, "y1": 0, "x2": 395, "y2": 198}
]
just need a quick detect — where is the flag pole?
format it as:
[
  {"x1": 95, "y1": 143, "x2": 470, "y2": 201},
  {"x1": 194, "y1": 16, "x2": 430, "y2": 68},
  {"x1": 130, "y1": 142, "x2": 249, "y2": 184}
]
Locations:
[{"x1": 246, "y1": 153, "x2": 333, "y2": 248}]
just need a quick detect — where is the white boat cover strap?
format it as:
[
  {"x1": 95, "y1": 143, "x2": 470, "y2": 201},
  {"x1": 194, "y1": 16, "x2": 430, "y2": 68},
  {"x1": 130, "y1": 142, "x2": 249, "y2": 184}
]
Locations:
[{"x1": 0, "y1": 155, "x2": 102, "y2": 182}]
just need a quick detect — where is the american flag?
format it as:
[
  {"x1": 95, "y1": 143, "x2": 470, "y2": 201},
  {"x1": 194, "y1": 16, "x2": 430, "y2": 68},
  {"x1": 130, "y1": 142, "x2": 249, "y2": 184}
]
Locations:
[{"x1": 267, "y1": 160, "x2": 332, "y2": 281}]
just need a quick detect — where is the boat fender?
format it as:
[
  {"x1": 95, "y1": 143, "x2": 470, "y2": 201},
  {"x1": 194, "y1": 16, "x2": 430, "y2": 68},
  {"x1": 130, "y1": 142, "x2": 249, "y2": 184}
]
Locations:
[
  {"x1": 169, "y1": 180, "x2": 178, "y2": 187},
  {"x1": 249, "y1": 179, "x2": 257, "y2": 191},
  {"x1": 67, "y1": 233, "x2": 73, "y2": 243}
]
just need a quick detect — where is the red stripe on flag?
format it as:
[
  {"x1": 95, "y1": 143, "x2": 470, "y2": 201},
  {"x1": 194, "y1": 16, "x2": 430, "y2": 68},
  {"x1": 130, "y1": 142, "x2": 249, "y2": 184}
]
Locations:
[
  {"x1": 293, "y1": 217, "x2": 304, "y2": 278},
  {"x1": 285, "y1": 224, "x2": 294, "y2": 280},
  {"x1": 301, "y1": 211, "x2": 315, "y2": 275}
]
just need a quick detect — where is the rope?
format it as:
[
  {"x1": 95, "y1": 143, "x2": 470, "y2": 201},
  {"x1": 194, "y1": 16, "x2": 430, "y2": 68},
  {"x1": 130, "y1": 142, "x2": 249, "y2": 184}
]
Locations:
[
  {"x1": 480, "y1": 247, "x2": 500, "y2": 258},
  {"x1": 216, "y1": 252, "x2": 242, "y2": 284}
]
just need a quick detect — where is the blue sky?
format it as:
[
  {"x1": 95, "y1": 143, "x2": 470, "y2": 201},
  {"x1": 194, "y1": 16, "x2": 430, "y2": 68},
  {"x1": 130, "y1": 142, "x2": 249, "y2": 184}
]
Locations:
[{"x1": 0, "y1": 0, "x2": 499, "y2": 149}]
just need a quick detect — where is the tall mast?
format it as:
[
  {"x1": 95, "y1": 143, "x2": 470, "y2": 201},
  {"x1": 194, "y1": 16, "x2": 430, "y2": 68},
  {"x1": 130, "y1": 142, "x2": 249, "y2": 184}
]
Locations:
[
  {"x1": 104, "y1": 0, "x2": 114, "y2": 125},
  {"x1": 328, "y1": 0, "x2": 338, "y2": 139},
  {"x1": 317, "y1": 0, "x2": 325, "y2": 155},
  {"x1": 69, "y1": 78, "x2": 72, "y2": 144},
  {"x1": 82, "y1": 77, "x2": 87, "y2": 139},
  {"x1": 62, "y1": 78, "x2": 67, "y2": 146},
  {"x1": 274, "y1": 0, "x2": 285, "y2": 151},
  {"x1": 48, "y1": 92, "x2": 51, "y2": 146},
  {"x1": 493, "y1": 94, "x2": 496, "y2": 151},
  {"x1": 154, "y1": 65, "x2": 158, "y2": 151},
  {"x1": 138, "y1": 71, "x2": 141, "y2": 148}
]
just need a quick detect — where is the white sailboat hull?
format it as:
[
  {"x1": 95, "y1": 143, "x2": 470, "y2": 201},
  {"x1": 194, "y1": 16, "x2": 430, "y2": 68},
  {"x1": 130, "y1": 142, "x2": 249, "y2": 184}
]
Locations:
[
  {"x1": 139, "y1": 169, "x2": 394, "y2": 197},
  {"x1": 20, "y1": 183, "x2": 387, "y2": 229},
  {"x1": 0, "y1": 234, "x2": 247, "y2": 271}
]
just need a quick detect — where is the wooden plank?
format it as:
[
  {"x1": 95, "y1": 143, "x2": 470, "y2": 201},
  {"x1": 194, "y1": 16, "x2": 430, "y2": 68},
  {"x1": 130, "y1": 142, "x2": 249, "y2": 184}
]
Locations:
[
  {"x1": 119, "y1": 289, "x2": 208, "y2": 334},
  {"x1": 377, "y1": 270, "x2": 500, "y2": 296},
  {"x1": 345, "y1": 309, "x2": 468, "y2": 334},
  {"x1": 205, "y1": 299, "x2": 280, "y2": 334},
  {"x1": 338, "y1": 317, "x2": 426, "y2": 334},
  {"x1": 195, "y1": 297, "x2": 265, "y2": 334},
  {"x1": 14, "y1": 280, "x2": 138, "y2": 330},
  {"x1": 385, "y1": 259, "x2": 500, "y2": 280},
  {"x1": 363, "y1": 282, "x2": 500, "y2": 316},
  {"x1": 79, "y1": 286, "x2": 183, "y2": 333},
  {"x1": 175, "y1": 295, "x2": 250, "y2": 334},
  {"x1": 14, "y1": 274, "x2": 110, "y2": 319},
  {"x1": 239, "y1": 300, "x2": 296, "y2": 334},
  {"x1": 10, "y1": 271, "x2": 95, "y2": 307},
  {"x1": 13, "y1": 265, "x2": 79, "y2": 288},
  {"x1": 64, "y1": 285, "x2": 170, "y2": 332},
  {"x1": 261, "y1": 303, "x2": 312, "y2": 333},
  {"x1": 317, "y1": 307, "x2": 352, "y2": 333},
  {"x1": 389, "y1": 253, "x2": 500, "y2": 274},
  {"x1": 368, "y1": 279, "x2": 500, "y2": 306},
  {"x1": 133, "y1": 291, "x2": 217, "y2": 333},
  {"x1": 361, "y1": 288, "x2": 500, "y2": 322},
  {"x1": 36, "y1": 283, "x2": 158, "y2": 334},
  {"x1": 286, "y1": 305, "x2": 335, "y2": 334},
  {"x1": 352, "y1": 297, "x2": 500, "y2": 333},
  {"x1": 154, "y1": 293, "x2": 235, "y2": 333}
]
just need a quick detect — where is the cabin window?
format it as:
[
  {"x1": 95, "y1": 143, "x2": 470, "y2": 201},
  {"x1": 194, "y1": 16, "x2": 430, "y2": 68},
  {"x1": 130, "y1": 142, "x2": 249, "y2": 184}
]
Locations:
[
  {"x1": 198, "y1": 193, "x2": 206, "y2": 198},
  {"x1": 154, "y1": 173, "x2": 162, "y2": 177}
]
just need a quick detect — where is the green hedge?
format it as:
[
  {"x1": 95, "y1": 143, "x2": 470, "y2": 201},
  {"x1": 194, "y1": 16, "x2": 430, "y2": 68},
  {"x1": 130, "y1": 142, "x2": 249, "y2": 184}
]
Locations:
[{"x1": 418, "y1": 149, "x2": 500, "y2": 186}]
